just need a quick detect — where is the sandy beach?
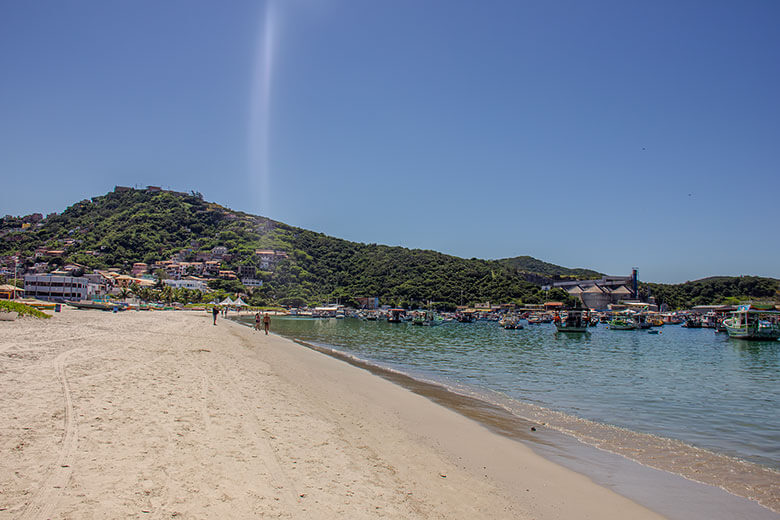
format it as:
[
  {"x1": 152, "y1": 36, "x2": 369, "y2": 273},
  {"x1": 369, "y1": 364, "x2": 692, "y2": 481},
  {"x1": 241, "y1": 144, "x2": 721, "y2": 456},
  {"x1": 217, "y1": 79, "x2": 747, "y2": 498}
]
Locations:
[{"x1": 0, "y1": 309, "x2": 705, "y2": 519}]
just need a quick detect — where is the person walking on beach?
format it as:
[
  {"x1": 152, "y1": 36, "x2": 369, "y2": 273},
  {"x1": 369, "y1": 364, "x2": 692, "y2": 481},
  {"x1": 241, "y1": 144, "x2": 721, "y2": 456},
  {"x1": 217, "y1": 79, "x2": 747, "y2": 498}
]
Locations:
[
  {"x1": 212, "y1": 306, "x2": 219, "y2": 325},
  {"x1": 254, "y1": 312, "x2": 261, "y2": 331},
  {"x1": 263, "y1": 313, "x2": 270, "y2": 335}
]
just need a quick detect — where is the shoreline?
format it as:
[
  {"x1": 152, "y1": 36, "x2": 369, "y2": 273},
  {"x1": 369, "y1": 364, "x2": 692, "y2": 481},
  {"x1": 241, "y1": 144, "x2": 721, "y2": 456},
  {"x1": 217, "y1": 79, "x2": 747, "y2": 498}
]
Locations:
[
  {"x1": 0, "y1": 309, "x2": 775, "y2": 518},
  {"x1": 277, "y1": 335, "x2": 779, "y2": 519},
  {"x1": 239, "y1": 315, "x2": 780, "y2": 515}
]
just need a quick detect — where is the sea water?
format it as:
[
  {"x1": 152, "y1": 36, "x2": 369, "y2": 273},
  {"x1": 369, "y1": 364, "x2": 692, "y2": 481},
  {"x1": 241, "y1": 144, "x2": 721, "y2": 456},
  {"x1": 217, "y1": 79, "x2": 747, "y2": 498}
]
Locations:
[{"x1": 241, "y1": 316, "x2": 780, "y2": 512}]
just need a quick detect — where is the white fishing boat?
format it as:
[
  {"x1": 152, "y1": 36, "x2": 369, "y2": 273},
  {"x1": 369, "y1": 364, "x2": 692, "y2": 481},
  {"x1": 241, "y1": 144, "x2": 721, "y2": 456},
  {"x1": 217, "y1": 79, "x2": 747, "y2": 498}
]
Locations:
[{"x1": 723, "y1": 305, "x2": 780, "y2": 340}]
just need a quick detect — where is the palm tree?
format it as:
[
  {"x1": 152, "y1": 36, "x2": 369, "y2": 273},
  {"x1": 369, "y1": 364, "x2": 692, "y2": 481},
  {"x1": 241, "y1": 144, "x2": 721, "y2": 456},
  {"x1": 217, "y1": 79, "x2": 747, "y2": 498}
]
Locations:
[
  {"x1": 161, "y1": 285, "x2": 173, "y2": 305},
  {"x1": 129, "y1": 282, "x2": 141, "y2": 302}
]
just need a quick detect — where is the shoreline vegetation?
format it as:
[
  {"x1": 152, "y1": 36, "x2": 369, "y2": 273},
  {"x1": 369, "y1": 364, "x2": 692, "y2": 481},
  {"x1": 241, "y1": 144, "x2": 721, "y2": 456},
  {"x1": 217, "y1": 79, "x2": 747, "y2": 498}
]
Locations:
[{"x1": 0, "y1": 300, "x2": 51, "y2": 318}]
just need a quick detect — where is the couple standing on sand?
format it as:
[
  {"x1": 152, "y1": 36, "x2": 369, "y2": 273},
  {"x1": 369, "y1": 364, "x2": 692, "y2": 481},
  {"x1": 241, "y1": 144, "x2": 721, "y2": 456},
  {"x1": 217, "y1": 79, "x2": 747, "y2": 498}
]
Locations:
[{"x1": 255, "y1": 312, "x2": 270, "y2": 334}]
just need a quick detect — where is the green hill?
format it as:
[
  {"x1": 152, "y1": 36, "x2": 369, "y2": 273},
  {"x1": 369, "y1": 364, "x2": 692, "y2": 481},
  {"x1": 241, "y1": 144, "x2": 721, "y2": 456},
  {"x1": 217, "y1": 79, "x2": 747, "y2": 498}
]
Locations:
[
  {"x1": 0, "y1": 189, "x2": 583, "y2": 307},
  {"x1": 641, "y1": 277, "x2": 779, "y2": 310},
  {"x1": 3, "y1": 188, "x2": 776, "y2": 309},
  {"x1": 498, "y1": 256, "x2": 603, "y2": 281}
]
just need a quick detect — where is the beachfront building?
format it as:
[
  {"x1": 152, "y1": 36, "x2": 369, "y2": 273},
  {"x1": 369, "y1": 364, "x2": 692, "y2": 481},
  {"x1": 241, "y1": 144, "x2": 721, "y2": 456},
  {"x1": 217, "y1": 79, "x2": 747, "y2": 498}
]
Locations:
[
  {"x1": 580, "y1": 285, "x2": 611, "y2": 309},
  {"x1": 355, "y1": 297, "x2": 379, "y2": 310},
  {"x1": 24, "y1": 274, "x2": 88, "y2": 301},
  {"x1": 545, "y1": 272, "x2": 642, "y2": 310},
  {"x1": 163, "y1": 278, "x2": 209, "y2": 292},
  {"x1": 312, "y1": 305, "x2": 342, "y2": 318}
]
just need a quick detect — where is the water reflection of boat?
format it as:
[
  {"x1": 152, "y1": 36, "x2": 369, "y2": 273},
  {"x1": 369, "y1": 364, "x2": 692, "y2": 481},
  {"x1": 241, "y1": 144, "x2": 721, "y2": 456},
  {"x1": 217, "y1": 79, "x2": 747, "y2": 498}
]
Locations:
[{"x1": 723, "y1": 305, "x2": 780, "y2": 340}]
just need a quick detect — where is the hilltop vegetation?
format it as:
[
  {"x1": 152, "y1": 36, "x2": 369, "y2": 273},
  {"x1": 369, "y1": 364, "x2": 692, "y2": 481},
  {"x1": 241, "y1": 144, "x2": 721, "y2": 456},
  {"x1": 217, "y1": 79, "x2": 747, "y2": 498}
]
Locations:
[
  {"x1": 0, "y1": 189, "x2": 574, "y2": 307},
  {"x1": 2, "y1": 189, "x2": 777, "y2": 309},
  {"x1": 498, "y1": 256, "x2": 602, "y2": 281},
  {"x1": 641, "y1": 277, "x2": 779, "y2": 310}
]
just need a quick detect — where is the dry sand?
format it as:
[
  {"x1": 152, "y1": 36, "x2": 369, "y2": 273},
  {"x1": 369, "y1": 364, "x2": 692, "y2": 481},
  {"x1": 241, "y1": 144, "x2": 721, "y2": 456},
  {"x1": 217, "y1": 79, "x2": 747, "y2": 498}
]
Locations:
[{"x1": 0, "y1": 308, "x2": 668, "y2": 519}]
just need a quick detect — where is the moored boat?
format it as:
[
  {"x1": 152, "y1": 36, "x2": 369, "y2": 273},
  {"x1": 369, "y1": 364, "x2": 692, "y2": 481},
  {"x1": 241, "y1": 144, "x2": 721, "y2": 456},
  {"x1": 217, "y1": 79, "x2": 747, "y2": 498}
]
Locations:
[
  {"x1": 682, "y1": 316, "x2": 702, "y2": 328},
  {"x1": 608, "y1": 310, "x2": 637, "y2": 330},
  {"x1": 501, "y1": 317, "x2": 524, "y2": 329},
  {"x1": 387, "y1": 308, "x2": 406, "y2": 323},
  {"x1": 526, "y1": 314, "x2": 542, "y2": 324},
  {"x1": 455, "y1": 311, "x2": 475, "y2": 323},
  {"x1": 723, "y1": 305, "x2": 780, "y2": 340},
  {"x1": 412, "y1": 311, "x2": 443, "y2": 326},
  {"x1": 554, "y1": 309, "x2": 590, "y2": 333},
  {"x1": 68, "y1": 300, "x2": 120, "y2": 311},
  {"x1": 661, "y1": 313, "x2": 683, "y2": 325}
]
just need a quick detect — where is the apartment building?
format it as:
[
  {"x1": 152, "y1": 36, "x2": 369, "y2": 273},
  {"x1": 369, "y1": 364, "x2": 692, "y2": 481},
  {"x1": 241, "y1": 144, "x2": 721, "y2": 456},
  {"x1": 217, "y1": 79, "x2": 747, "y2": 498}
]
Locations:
[{"x1": 24, "y1": 275, "x2": 88, "y2": 301}]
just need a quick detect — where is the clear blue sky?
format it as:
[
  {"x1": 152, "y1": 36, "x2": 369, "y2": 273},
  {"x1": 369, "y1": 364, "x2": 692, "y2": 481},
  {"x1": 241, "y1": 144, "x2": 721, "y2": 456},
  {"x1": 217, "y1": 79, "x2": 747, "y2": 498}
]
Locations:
[{"x1": 1, "y1": 0, "x2": 778, "y2": 283}]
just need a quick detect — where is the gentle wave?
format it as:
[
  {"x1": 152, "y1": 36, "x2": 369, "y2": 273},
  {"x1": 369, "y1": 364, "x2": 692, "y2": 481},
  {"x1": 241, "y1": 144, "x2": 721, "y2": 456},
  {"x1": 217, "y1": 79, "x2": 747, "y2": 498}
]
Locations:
[{"x1": 238, "y1": 316, "x2": 780, "y2": 512}]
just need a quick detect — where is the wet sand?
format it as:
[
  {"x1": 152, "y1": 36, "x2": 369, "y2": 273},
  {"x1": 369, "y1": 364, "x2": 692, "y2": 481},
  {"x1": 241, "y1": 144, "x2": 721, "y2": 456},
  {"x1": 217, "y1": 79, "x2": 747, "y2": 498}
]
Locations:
[
  {"x1": 0, "y1": 309, "x2": 764, "y2": 518},
  {"x1": 288, "y1": 338, "x2": 779, "y2": 519}
]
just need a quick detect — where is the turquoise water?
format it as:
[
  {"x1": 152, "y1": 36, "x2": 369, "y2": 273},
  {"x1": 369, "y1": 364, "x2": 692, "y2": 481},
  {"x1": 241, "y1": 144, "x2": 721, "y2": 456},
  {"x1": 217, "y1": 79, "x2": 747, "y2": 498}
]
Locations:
[{"x1": 259, "y1": 317, "x2": 780, "y2": 474}]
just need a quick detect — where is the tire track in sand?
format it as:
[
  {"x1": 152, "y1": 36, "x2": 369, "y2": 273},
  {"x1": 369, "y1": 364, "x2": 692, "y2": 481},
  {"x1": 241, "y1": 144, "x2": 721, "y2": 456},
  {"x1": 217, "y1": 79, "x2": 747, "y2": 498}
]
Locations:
[
  {"x1": 19, "y1": 348, "x2": 81, "y2": 520},
  {"x1": 0, "y1": 332, "x2": 110, "y2": 356},
  {"x1": 189, "y1": 351, "x2": 306, "y2": 517}
]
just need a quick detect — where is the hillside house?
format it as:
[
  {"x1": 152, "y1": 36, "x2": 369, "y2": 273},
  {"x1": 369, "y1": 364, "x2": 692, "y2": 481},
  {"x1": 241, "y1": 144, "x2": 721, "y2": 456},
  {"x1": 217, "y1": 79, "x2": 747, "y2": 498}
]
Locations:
[
  {"x1": 131, "y1": 263, "x2": 148, "y2": 276},
  {"x1": 237, "y1": 265, "x2": 256, "y2": 279},
  {"x1": 204, "y1": 261, "x2": 220, "y2": 277},
  {"x1": 254, "y1": 250, "x2": 289, "y2": 270}
]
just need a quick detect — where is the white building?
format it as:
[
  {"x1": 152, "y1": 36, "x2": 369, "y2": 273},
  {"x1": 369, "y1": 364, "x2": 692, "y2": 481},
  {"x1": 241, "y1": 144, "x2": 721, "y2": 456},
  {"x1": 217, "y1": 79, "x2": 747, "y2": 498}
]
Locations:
[
  {"x1": 254, "y1": 250, "x2": 289, "y2": 270},
  {"x1": 163, "y1": 278, "x2": 209, "y2": 292},
  {"x1": 24, "y1": 275, "x2": 88, "y2": 301},
  {"x1": 241, "y1": 278, "x2": 264, "y2": 288}
]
